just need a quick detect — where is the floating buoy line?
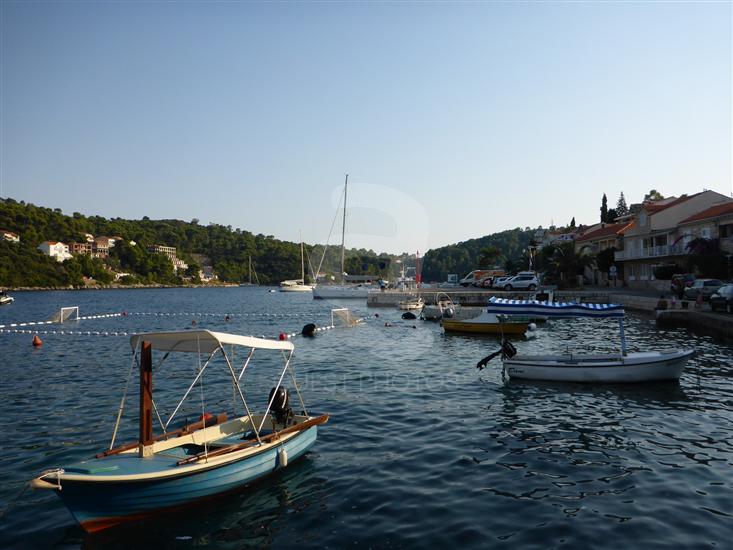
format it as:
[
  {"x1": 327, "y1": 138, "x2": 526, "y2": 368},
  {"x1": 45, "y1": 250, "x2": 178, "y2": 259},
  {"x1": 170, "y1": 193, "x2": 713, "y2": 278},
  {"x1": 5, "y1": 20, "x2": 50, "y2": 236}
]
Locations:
[{"x1": 0, "y1": 307, "x2": 368, "y2": 343}]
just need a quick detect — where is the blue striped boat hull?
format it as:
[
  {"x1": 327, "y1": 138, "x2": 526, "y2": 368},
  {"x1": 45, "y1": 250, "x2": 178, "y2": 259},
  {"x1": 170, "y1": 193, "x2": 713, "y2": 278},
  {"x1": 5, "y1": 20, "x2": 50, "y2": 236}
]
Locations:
[{"x1": 55, "y1": 426, "x2": 317, "y2": 531}]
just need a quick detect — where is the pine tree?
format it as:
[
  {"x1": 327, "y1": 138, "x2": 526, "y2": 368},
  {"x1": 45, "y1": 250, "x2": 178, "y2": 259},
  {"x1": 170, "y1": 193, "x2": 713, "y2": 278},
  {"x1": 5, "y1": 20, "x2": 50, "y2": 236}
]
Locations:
[
  {"x1": 600, "y1": 194, "x2": 608, "y2": 223},
  {"x1": 616, "y1": 192, "x2": 628, "y2": 216},
  {"x1": 570, "y1": 217, "x2": 576, "y2": 228}
]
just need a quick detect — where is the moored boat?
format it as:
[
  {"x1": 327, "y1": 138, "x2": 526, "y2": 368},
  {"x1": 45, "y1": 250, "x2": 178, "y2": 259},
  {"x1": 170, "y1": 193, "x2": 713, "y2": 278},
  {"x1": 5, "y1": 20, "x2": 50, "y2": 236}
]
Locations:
[
  {"x1": 442, "y1": 310, "x2": 529, "y2": 335},
  {"x1": 477, "y1": 298, "x2": 695, "y2": 383},
  {"x1": 0, "y1": 290, "x2": 14, "y2": 306},
  {"x1": 397, "y1": 296, "x2": 424, "y2": 311},
  {"x1": 30, "y1": 330, "x2": 328, "y2": 532},
  {"x1": 421, "y1": 293, "x2": 458, "y2": 321},
  {"x1": 280, "y1": 240, "x2": 314, "y2": 292}
]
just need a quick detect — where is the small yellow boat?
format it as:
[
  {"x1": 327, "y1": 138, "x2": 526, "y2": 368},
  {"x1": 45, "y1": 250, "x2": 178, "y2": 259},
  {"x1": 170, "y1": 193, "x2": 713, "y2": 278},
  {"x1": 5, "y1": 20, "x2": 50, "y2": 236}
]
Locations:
[{"x1": 441, "y1": 311, "x2": 528, "y2": 335}]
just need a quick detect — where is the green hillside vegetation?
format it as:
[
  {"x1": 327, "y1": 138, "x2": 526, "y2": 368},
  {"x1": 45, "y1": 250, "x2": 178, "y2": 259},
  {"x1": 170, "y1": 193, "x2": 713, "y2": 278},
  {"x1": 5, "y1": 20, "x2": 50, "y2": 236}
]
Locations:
[
  {"x1": 421, "y1": 228, "x2": 537, "y2": 281},
  {"x1": 0, "y1": 198, "x2": 395, "y2": 288}
]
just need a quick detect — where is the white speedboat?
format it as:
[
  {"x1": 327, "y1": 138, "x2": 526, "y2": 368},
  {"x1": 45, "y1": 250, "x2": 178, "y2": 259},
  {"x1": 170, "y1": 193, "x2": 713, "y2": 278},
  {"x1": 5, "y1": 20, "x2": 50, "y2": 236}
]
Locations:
[
  {"x1": 397, "y1": 296, "x2": 424, "y2": 311},
  {"x1": 421, "y1": 293, "x2": 458, "y2": 321},
  {"x1": 0, "y1": 290, "x2": 14, "y2": 306},
  {"x1": 477, "y1": 298, "x2": 694, "y2": 383}
]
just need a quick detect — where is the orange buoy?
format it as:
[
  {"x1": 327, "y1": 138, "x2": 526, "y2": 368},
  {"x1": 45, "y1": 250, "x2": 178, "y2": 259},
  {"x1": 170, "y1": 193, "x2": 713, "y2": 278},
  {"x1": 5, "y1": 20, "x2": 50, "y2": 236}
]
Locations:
[{"x1": 32, "y1": 334, "x2": 43, "y2": 347}]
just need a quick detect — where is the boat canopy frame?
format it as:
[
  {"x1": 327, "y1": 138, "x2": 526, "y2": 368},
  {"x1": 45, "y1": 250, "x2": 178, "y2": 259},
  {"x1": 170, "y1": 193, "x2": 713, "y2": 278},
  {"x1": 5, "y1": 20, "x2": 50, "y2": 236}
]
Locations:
[
  {"x1": 486, "y1": 298, "x2": 629, "y2": 356},
  {"x1": 109, "y1": 330, "x2": 306, "y2": 452}
]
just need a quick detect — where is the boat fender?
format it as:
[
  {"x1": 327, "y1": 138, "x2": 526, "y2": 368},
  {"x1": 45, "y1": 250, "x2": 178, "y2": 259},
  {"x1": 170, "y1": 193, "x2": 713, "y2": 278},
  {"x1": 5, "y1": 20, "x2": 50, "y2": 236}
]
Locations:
[
  {"x1": 301, "y1": 323, "x2": 317, "y2": 337},
  {"x1": 402, "y1": 312, "x2": 417, "y2": 320},
  {"x1": 32, "y1": 334, "x2": 42, "y2": 347},
  {"x1": 278, "y1": 446, "x2": 288, "y2": 468}
]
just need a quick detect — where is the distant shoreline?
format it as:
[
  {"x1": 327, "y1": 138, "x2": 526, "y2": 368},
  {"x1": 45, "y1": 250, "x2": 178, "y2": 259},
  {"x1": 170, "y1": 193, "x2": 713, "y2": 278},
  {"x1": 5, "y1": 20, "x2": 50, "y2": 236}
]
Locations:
[{"x1": 5, "y1": 283, "x2": 244, "y2": 292}]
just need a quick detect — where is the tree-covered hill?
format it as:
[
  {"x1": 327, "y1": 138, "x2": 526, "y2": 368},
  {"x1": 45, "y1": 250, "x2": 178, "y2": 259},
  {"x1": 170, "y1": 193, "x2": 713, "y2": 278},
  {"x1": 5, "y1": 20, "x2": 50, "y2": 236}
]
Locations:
[
  {"x1": 0, "y1": 198, "x2": 395, "y2": 287},
  {"x1": 421, "y1": 228, "x2": 537, "y2": 281}
]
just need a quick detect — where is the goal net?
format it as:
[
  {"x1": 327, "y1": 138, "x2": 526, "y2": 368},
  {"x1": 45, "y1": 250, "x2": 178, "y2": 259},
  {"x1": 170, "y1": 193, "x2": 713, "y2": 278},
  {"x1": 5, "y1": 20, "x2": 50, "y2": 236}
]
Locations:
[
  {"x1": 331, "y1": 308, "x2": 359, "y2": 327},
  {"x1": 48, "y1": 306, "x2": 80, "y2": 324}
]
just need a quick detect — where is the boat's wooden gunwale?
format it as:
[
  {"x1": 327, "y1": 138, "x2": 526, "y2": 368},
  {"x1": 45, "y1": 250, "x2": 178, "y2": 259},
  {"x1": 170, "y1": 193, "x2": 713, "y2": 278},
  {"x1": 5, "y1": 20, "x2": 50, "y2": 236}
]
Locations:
[{"x1": 46, "y1": 415, "x2": 319, "y2": 484}]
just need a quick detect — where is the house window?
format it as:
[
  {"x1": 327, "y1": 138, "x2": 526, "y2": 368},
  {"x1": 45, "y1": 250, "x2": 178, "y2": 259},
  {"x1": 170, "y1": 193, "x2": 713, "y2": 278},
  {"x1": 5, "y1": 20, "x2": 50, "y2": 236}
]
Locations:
[{"x1": 701, "y1": 227, "x2": 711, "y2": 239}]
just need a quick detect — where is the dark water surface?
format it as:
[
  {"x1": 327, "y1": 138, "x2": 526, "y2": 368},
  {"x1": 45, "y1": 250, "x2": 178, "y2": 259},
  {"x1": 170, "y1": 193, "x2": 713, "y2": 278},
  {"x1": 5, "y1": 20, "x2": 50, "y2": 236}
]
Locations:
[{"x1": 0, "y1": 288, "x2": 731, "y2": 549}]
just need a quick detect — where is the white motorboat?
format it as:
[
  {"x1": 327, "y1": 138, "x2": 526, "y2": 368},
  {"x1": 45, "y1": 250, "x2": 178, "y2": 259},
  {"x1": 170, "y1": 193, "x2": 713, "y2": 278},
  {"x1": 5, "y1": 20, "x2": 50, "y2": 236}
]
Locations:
[
  {"x1": 421, "y1": 293, "x2": 458, "y2": 321},
  {"x1": 477, "y1": 298, "x2": 695, "y2": 383},
  {"x1": 0, "y1": 290, "x2": 14, "y2": 306},
  {"x1": 397, "y1": 296, "x2": 424, "y2": 311}
]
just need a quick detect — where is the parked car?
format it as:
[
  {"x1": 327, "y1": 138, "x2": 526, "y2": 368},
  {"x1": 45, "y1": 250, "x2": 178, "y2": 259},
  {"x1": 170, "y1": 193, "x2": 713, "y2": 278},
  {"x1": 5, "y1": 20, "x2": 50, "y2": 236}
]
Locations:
[
  {"x1": 671, "y1": 273, "x2": 695, "y2": 297},
  {"x1": 683, "y1": 279, "x2": 724, "y2": 301},
  {"x1": 709, "y1": 284, "x2": 733, "y2": 313},
  {"x1": 491, "y1": 276, "x2": 511, "y2": 289},
  {"x1": 502, "y1": 273, "x2": 540, "y2": 291}
]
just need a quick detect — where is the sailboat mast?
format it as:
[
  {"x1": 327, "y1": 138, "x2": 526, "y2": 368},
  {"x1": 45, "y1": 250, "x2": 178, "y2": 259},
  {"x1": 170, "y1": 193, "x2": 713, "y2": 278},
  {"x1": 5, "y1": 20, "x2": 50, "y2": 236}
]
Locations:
[
  {"x1": 248, "y1": 255, "x2": 252, "y2": 285},
  {"x1": 340, "y1": 174, "x2": 348, "y2": 284},
  {"x1": 301, "y1": 240, "x2": 305, "y2": 282}
]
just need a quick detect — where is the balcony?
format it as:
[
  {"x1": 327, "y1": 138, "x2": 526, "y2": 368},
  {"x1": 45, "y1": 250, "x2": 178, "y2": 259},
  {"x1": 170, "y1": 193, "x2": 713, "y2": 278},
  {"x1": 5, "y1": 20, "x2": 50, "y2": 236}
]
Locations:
[{"x1": 614, "y1": 244, "x2": 687, "y2": 262}]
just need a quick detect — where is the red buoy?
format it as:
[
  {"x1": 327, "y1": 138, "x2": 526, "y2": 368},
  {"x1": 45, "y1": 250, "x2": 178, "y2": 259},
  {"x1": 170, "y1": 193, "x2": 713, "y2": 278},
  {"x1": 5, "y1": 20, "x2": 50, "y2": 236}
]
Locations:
[
  {"x1": 32, "y1": 334, "x2": 43, "y2": 347},
  {"x1": 279, "y1": 332, "x2": 287, "y2": 340}
]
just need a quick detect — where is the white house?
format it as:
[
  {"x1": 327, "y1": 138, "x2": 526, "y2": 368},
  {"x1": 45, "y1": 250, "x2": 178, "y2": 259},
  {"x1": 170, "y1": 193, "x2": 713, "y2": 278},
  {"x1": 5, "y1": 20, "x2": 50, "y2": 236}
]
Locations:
[
  {"x1": 1, "y1": 229, "x2": 20, "y2": 243},
  {"x1": 37, "y1": 241, "x2": 73, "y2": 262}
]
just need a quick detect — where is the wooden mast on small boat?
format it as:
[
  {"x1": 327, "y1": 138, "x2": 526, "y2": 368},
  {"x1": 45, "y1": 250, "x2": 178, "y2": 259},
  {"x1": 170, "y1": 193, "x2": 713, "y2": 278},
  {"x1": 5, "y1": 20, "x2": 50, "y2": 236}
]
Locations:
[{"x1": 139, "y1": 341, "x2": 154, "y2": 457}]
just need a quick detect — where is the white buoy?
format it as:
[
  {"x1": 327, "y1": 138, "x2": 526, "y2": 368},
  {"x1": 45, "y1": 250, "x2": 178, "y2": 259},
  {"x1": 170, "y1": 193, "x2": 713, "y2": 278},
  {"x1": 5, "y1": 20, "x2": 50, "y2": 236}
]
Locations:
[
  {"x1": 278, "y1": 446, "x2": 288, "y2": 468},
  {"x1": 528, "y1": 322, "x2": 537, "y2": 331}
]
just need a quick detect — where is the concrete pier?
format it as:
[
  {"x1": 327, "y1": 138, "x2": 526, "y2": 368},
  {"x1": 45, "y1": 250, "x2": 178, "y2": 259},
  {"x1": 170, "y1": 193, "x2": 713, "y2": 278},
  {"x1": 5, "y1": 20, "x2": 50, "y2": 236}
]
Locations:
[
  {"x1": 655, "y1": 309, "x2": 733, "y2": 339},
  {"x1": 366, "y1": 288, "x2": 733, "y2": 339}
]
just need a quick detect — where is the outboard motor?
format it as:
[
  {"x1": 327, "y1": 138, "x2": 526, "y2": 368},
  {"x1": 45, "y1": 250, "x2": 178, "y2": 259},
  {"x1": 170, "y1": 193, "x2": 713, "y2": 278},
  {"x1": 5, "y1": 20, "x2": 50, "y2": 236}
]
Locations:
[
  {"x1": 476, "y1": 339, "x2": 518, "y2": 370},
  {"x1": 501, "y1": 339, "x2": 517, "y2": 359},
  {"x1": 268, "y1": 386, "x2": 292, "y2": 426}
]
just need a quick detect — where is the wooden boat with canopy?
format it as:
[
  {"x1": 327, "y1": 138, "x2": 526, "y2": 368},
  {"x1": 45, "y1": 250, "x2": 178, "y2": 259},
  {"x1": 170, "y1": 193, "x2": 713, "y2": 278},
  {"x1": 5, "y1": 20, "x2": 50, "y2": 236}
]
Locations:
[
  {"x1": 30, "y1": 330, "x2": 328, "y2": 532},
  {"x1": 477, "y1": 298, "x2": 694, "y2": 383}
]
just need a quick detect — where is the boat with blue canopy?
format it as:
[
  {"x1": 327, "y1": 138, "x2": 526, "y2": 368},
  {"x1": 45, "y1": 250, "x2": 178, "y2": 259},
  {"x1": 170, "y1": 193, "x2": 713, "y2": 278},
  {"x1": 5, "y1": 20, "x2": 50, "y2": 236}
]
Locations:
[
  {"x1": 476, "y1": 298, "x2": 694, "y2": 383},
  {"x1": 30, "y1": 330, "x2": 328, "y2": 532}
]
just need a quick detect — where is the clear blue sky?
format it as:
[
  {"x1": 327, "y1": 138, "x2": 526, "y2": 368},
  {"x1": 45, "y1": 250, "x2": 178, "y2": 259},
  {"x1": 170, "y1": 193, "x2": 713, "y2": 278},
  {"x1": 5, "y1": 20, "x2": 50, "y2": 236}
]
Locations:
[{"x1": 1, "y1": 1, "x2": 731, "y2": 254}]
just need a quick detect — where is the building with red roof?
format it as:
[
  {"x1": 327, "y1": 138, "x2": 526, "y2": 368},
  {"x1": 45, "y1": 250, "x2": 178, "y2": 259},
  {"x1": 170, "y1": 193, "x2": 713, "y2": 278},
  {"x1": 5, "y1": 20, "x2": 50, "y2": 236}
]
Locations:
[{"x1": 613, "y1": 190, "x2": 731, "y2": 288}]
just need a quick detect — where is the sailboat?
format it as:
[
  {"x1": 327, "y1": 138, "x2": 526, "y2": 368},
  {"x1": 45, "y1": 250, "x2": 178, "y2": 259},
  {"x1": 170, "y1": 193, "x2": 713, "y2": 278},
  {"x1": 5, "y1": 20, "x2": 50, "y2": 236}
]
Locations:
[
  {"x1": 240, "y1": 255, "x2": 260, "y2": 286},
  {"x1": 280, "y1": 239, "x2": 314, "y2": 292},
  {"x1": 313, "y1": 175, "x2": 379, "y2": 300}
]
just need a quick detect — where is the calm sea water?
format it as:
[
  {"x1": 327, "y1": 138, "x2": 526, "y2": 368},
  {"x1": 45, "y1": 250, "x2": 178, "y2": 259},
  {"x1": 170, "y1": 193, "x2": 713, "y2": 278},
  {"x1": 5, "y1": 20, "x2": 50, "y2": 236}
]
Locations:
[{"x1": 0, "y1": 287, "x2": 731, "y2": 549}]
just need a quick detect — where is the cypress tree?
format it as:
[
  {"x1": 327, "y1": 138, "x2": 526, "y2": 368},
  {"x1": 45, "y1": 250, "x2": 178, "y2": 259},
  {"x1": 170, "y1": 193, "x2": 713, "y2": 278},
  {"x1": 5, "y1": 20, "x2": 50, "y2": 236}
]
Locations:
[{"x1": 600, "y1": 194, "x2": 608, "y2": 223}]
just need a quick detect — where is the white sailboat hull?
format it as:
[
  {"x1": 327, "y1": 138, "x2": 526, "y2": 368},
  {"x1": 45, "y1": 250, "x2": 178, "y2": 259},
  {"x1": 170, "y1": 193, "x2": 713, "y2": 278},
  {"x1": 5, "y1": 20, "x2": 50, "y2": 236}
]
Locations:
[
  {"x1": 280, "y1": 285, "x2": 314, "y2": 292},
  {"x1": 503, "y1": 350, "x2": 694, "y2": 383},
  {"x1": 313, "y1": 285, "x2": 374, "y2": 299}
]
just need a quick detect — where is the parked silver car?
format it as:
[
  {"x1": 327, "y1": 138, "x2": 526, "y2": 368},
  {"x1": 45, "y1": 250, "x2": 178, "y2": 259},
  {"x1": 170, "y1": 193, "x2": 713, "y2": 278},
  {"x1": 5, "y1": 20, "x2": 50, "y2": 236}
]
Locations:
[
  {"x1": 502, "y1": 273, "x2": 540, "y2": 291},
  {"x1": 683, "y1": 279, "x2": 724, "y2": 301}
]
